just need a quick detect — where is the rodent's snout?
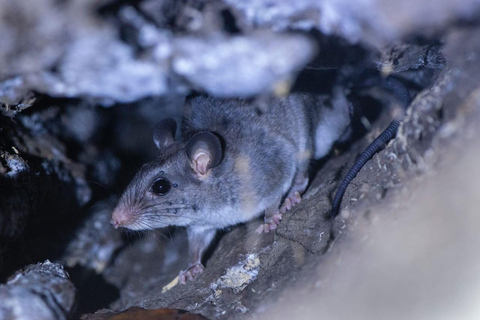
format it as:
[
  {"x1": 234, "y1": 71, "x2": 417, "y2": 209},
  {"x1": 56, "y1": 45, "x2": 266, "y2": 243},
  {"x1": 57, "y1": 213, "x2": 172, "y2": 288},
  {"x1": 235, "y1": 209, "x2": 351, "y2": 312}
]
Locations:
[
  {"x1": 110, "y1": 217, "x2": 120, "y2": 229},
  {"x1": 110, "y1": 207, "x2": 133, "y2": 229}
]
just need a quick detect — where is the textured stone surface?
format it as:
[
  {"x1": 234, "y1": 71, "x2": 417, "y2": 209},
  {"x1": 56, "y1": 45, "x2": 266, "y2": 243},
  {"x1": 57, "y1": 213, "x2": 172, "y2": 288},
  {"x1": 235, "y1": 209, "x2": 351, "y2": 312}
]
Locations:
[
  {"x1": 85, "y1": 27, "x2": 479, "y2": 320},
  {"x1": 226, "y1": 0, "x2": 480, "y2": 46},
  {"x1": 61, "y1": 200, "x2": 124, "y2": 274},
  {"x1": 0, "y1": 0, "x2": 317, "y2": 104},
  {"x1": 172, "y1": 32, "x2": 316, "y2": 97},
  {"x1": 0, "y1": 261, "x2": 76, "y2": 320},
  {"x1": 2, "y1": 0, "x2": 477, "y2": 105},
  {"x1": 0, "y1": 1, "x2": 480, "y2": 319}
]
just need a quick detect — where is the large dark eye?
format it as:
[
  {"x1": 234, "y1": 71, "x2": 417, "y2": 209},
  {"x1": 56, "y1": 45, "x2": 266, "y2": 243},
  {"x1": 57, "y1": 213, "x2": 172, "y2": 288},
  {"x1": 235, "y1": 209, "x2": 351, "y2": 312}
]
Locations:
[{"x1": 151, "y1": 177, "x2": 171, "y2": 195}]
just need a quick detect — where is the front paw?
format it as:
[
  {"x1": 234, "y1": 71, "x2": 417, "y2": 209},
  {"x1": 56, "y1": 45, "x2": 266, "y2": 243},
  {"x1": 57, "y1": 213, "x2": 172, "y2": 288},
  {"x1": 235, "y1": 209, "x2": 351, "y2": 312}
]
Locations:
[
  {"x1": 255, "y1": 213, "x2": 283, "y2": 234},
  {"x1": 179, "y1": 264, "x2": 205, "y2": 284}
]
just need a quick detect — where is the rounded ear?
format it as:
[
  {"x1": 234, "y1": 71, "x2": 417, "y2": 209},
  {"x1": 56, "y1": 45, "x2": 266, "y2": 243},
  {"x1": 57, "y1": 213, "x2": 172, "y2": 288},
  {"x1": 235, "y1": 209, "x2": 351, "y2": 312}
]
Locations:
[
  {"x1": 186, "y1": 131, "x2": 223, "y2": 176},
  {"x1": 153, "y1": 118, "x2": 177, "y2": 150}
]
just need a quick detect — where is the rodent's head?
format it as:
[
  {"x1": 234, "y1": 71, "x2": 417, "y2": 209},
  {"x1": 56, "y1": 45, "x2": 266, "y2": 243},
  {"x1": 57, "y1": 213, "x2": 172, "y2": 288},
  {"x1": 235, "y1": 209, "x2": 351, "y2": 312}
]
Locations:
[{"x1": 110, "y1": 118, "x2": 224, "y2": 230}]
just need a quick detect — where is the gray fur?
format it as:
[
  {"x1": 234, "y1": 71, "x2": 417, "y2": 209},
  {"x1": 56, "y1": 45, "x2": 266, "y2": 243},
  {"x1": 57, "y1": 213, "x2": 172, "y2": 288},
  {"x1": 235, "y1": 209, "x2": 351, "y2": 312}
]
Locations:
[{"x1": 111, "y1": 91, "x2": 351, "y2": 276}]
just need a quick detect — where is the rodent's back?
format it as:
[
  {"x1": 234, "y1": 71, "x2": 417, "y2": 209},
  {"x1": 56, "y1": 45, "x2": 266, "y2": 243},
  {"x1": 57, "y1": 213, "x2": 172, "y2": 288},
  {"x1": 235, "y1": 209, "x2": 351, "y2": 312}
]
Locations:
[
  {"x1": 181, "y1": 95, "x2": 316, "y2": 208},
  {"x1": 182, "y1": 95, "x2": 316, "y2": 155}
]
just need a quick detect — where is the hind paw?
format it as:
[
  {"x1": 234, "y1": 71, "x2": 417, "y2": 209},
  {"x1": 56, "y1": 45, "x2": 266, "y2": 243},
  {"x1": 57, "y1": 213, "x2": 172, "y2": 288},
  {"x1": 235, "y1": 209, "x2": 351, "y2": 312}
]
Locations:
[
  {"x1": 255, "y1": 213, "x2": 283, "y2": 234},
  {"x1": 179, "y1": 264, "x2": 204, "y2": 284},
  {"x1": 280, "y1": 191, "x2": 302, "y2": 213}
]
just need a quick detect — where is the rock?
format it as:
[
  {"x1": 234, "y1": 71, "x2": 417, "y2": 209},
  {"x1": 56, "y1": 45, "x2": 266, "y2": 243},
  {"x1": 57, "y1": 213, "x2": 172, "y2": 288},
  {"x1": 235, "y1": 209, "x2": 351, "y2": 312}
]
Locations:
[
  {"x1": 172, "y1": 31, "x2": 316, "y2": 97},
  {"x1": 0, "y1": 0, "x2": 317, "y2": 104},
  {"x1": 0, "y1": 0, "x2": 479, "y2": 319},
  {"x1": 0, "y1": 100, "x2": 125, "y2": 277},
  {"x1": 0, "y1": 0, "x2": 169, "y2": 105},
  {"x1": 225, "y1": 0, "x2": 480, "y2": 47},
  {"x1": 81, "y1": 306, "x2": 208, "y2": 320},
  {"x1": 61, "y1": 199, "x2": 123, "y2": 274},
  {"x1": 0, "y1": 261, "x2": 76, "y2": 320},
  {"x1": 210, "y1": 254, "x2": 260, "y2": 295}
]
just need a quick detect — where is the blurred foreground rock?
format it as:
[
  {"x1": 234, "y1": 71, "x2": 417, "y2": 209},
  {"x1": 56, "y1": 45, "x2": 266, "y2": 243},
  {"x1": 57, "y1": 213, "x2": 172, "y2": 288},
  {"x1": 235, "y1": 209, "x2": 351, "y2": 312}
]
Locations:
[
  {"x1": 172, "y1": 32, "x2": 316, "y2": 97},
  {"x1": 2, "y1": 0, "x2": 479, "y2": 105},
  {"x1": 61, "y1": 200, "x2": 124, "y2": 274},
  {"x1": 227, "y1": 0, "x2": 480, "y2": 46},
  {"x1": 80, "y1": 306, "x2": 208, "y2": 320},
  {"x1": 0, "y1": 0, "x2": 316, "y2": 104},
  {"x1": 0, "y1": 261, "x2": 76, "y2": 320}
]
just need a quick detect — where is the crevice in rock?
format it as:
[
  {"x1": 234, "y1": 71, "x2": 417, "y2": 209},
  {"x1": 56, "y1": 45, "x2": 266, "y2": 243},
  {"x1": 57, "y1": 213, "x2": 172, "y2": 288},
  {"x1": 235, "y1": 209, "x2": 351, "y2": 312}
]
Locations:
[{"x1": 1, "y1": 1, "x2": 479, "y2": 319}]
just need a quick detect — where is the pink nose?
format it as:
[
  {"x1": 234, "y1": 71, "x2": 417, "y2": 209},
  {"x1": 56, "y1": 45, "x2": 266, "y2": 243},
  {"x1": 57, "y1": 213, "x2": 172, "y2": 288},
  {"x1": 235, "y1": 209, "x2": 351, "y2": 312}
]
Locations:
[{"x1": 110, "y1": 208, "x2": 132, "y2": 229}]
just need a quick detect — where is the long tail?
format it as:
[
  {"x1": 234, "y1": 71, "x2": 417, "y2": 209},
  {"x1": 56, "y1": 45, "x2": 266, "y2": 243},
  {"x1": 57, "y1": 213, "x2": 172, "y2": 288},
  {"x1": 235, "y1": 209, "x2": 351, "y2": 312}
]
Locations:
[{"x1": 330, "y1": 76, "x2": 412, "y2": 218}]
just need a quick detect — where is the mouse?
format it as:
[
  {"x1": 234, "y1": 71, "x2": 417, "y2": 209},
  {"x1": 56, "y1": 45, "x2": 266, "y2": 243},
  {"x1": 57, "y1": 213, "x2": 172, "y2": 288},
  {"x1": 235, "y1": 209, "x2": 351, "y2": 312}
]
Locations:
[{"x1": 110, "y1": 89, "x2": 352, "y2": 284}]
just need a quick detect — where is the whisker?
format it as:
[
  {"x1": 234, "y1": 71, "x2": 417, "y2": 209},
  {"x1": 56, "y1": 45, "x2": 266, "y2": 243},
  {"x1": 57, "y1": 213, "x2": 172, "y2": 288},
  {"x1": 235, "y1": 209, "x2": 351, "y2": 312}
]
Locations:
[
  {"x1": 140, "y1": 213, "x2": 204, "y2": 223},
  {"x1": 137, "y1": 203, "x2": 193, "y2": 211},
  {"x1": 151, "y1": 230, "x2": 170, "y2": 244},
  {"x1": 164, "y1": 228, "x2": 175, "y2": 244}
]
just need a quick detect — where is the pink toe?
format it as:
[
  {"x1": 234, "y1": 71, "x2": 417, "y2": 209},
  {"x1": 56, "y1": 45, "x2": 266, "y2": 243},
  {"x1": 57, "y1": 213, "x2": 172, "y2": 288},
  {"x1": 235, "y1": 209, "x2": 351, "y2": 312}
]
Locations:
[{"x1": 273, "y1": 214, "x2": 282, "y2": 224}]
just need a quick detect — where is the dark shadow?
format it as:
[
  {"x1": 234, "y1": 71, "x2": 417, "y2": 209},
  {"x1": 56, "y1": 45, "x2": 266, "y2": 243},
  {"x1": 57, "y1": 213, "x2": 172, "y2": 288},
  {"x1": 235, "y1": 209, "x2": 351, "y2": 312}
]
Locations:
[
  {"x1": 221, "y1": 9, "x2": 241, "y2": 34},
  {"x1": 66, "y1": 265, "x2": 120, "y2": 317},
  {"x1": 202, "y1": 230, "x2": 228, "y2": 267}
]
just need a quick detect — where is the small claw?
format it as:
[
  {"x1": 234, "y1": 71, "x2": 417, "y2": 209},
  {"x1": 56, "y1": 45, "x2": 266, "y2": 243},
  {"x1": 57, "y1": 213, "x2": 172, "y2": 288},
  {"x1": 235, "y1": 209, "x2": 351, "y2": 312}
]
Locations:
[
  {"x1": 280, "y1": 198, "x2": 291, "y2": 213},
  {"x1": 293, "y1": 191, "x2": 301, "y2": 204},
  {"x1": 267, "y1": 223, "x2": 277, "y2": 231},
  {"x1": 255, "y1": 223, "x2": 274, "y2": 234},
  {"x1": 286, "y1": 198, "x2": 292, "y2": 210},
  {"x1": 280, "y1": 192, "x2": 303, "y2": 213},
  {"x1": 179, "y1": 264, "x2": 205, "y2": 284},
  {"x1": 255, "y1": 224, "x2": 266, "y2": 234},
  {"x1": 272, "y1": 213, "x2": 283, "y2": 224},
  {"x1": 179, "y1": 274, "x2": 186, "y2": 285},
  {"x1": 256, "y1": 213, "x2": 283, "y2": 234}
]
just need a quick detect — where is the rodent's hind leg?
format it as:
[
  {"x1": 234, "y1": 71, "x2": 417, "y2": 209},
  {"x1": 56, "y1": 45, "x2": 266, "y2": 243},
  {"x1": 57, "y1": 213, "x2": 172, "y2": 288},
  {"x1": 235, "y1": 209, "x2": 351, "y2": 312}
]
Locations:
[
  {"x1": 179, "y1": 264, "x2": 204, "y2": 284},
  {"x1": 255, "y1": 199, "x2": 283, "y2": 234},
  {"x1": 179, "y1": 226, "x2": 217, "y2": 284},
  {"x1": 255, "y1": 167, "x2": 309, "y2": 234},
  {"x1": 255, "y1": 170, "x2": 309, "y2": 234},
  {"x1": 279, "y1": 172, "x2": 309, "y2": 213}
]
